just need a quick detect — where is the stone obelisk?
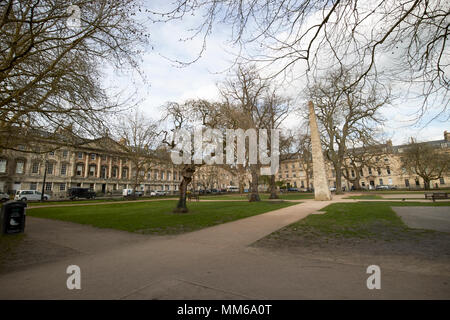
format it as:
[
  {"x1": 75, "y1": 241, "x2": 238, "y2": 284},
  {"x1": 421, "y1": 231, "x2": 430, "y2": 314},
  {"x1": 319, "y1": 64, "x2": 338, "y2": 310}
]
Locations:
[{"x1": 308, "y1": 101, "x2": 332, "y2": 201}]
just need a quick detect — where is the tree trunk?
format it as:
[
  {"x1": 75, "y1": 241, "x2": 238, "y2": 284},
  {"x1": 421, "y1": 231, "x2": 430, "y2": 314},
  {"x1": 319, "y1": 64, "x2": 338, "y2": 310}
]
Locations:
[
  {"x1": 335, "y1": 166, "x2": 343, "y2": 194},
  {"x1": 173, "y1": 165, "x2": 196, "y2": 213},
  {"x1": 423, "y1": 178, "x2": 430, "y2": 190},
  {"x1": 249, "y1": 164, "x2": 260, "y2": 202},
  {"x1": 305, "y1": 168, "x2": 311, "y2": 192},
  {"x1": 174, "y1": 177, "x2": 191, "y2": 213},
  {"x1": 268, "y1": 174, "x2": 279, "y2": 199}
]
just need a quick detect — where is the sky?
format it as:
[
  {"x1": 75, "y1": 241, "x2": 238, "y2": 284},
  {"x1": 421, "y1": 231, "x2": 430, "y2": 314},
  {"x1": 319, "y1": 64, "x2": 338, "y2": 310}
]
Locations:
[{"x1": 103, "y1": 1, "x2": 449, "y2": 146}]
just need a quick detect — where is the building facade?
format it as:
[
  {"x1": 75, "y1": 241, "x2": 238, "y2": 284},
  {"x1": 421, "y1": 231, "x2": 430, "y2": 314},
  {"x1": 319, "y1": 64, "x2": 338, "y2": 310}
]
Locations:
[
  {"x1": 0, "y1": 136, "x2": 185, "y2": 198},
  {"x1": 276, "y1": 131, "x2": 450, "y2": 190}
]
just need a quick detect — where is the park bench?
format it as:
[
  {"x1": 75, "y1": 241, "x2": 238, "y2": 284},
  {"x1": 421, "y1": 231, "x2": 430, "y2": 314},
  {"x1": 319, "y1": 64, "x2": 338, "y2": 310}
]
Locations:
[
  {"x1": 424, "y1": 192, "x2": 449, "y2": 202},
  {"x1": 188, "y1": 193, "x2": 200, "y2": 202}
]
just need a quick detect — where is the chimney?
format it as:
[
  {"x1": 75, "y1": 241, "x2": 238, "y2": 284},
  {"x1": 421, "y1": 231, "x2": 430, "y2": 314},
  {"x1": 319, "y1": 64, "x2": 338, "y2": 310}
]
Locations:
[{"x1": 444, "y1": 130, "x2": 450, "y2": 142}]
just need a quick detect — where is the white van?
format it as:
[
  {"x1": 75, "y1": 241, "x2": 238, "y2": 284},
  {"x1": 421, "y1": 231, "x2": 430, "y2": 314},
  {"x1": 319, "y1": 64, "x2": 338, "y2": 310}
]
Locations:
[
  {"x1": 15, "y1": 190, "x2": 50, "y2": 201},
  {"x1": 226, "y1": 186, "x2": 239, "y2": 192},
  {"x1": 122, "y1": 189, "x2": 143, "y2": 197}
]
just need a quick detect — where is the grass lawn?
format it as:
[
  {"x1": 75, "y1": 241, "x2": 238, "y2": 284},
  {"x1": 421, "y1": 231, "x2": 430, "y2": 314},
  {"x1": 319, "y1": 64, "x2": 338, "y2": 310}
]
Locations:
[
  {"x1": 206, "y1": 193, "x2": 314, "y2": 200},
  {"x1": 267, "y1": 201, "x2": 450, "y2": 240},
  {"x1": 27, "y1": 200, "x2": 297, "y2": 234},
  {"x1": 26, "y1": 195, "x2": 178, "y2": 207},
  {"x1": 0, "y1": 234, "x2": 26, "y2": 264},
  {"x1": 361, "y1": 189, "x2": 450, "y2": 194},
  {"x1": 345, "y1": 195, "x2": 384, "y2": 200}
]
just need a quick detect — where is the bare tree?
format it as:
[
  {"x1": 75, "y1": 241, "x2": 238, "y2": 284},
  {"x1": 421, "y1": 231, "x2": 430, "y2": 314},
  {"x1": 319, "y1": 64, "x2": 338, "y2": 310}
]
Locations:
[
  {"x1": 115, "y1": 109, "x2": 160, "y2": 197},
  {"x1": 401, "y1": 140, "x2": 450, "y2": 190},
  {"x1": 160, "y1": 99, "x2": 222, "y2": 213},
  {"x1": 151, "y1": 0, "x2": 449, "y2": 120},
  {"x1": 219, "y1": 65, "x2": 290, "y2": 201},
  {"x1": 342, "y1": 137, "x2": 389, "y2": 190},
  {"x1": 0, "y1": 0, "x2": 147, "y2": 150},
  {"x1": 306, "y1": 68, "x2": 390, "y2": 194}
]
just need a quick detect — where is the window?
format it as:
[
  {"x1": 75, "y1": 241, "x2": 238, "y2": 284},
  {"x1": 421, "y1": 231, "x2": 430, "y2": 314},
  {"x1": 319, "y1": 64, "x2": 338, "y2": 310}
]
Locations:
[
  {"x1": 32, "y1": 162, "x2": 39, "y2": 174},
  {"x1": 76, "y1": 164, "x2": 83, "y2": 176},
  {"x1": 173, "y1": 172, "x2": 177, "y2": 180},
  {"x1": 351, "y1": 170, "x2": 355, "y2": 178},
  {"x1": 386, "y1": 166, "x2": 391, "y2": 175},
  {"x1": 16, "y1": 160, "x2": 24, "y2": 174},
  {"x1": 45, "y1": 182, "x2": 52, "y2": 191},
  {"x1": 90, "y1": 153, "x2": 96, "y2": 160},
  {"x1": 405, "y1": 179, "x2": 410, "y2": 187},
  {"x1": 59, "y1": 183, "x2": 66, "y2": 191},
  {"x1": 167, "y1": 172, "x2": 171, "y2": 180},
  {"x1": 78, "y1": 152, "x2": 83, "y2": 159},
  {"x1": 379, "y1": 178, "x2": 384, "y2": 185},
  {"x1": 101, "y1": 155, "x2": 107, "y2": 161},
  {"x1": 89, "y1": 183, "x2": 94, "y2": 191},
  {"x1": 49, "y1": 151, "x2": 55, "y2": 156},
  {"x1": 47, "y1": 163, "x2": 54, "y2": 175},
  {"x1": 122, "y1": 168, "x2": 128, "y2": 179},
  {"x1": 161, "y1": 171, "x2": 165, "y2": 180},
  {"x1": 440, "y1": 177, "x2": 445, "y2": 185},
  {"x1": 112, "y1": 167, "x2": 118, "y2": 178},
  {"x1": 101, "y1": 166, "x2": 107, "y2": 179},
  {"x1": 368, "y1": 167, "x2": 372, "y2": 175},
  {"x1": 60, "y1": 164, "x2": 67, "y2": 176},
  {"x1": 89, "y1": 165, "x2": 96, "y2": 176},
  {"x1": 377, "y1": 168, "x2": 381, "y2": 176},
  {"x1": 18, "y1": 145, "x2": 25, "y2": 151},
  {"x1": 62, "y1": 150, "x2": 68, "y2": 158},
  {"x1": 30, "y1": 182, "x2": 37, "y2": 190},
  {"x1": 0, "y1": 159, "x2": 6, "y2": 173},
  {"x1": 154, "y1": 170, "x2": 158, "y2": 180}
]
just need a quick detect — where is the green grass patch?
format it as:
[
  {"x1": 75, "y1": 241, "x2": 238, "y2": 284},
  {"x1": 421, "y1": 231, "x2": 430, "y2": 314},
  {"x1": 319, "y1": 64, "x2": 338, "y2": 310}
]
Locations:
[
  {"x1": 271, "y1": 201, "x2": 450, "y2": 240},
  {"x1": 0, "y1": 233, "x2": 26, "y2": 264},
  {"x1": 27, "y1": 200, "x2": 297, "y2": 234},
  {"x1": 206, "y1": 193, "x2": 313, "y2": 201},
  {"x1": 345, "y1": 195, "x2": 383, "y2": 200}
]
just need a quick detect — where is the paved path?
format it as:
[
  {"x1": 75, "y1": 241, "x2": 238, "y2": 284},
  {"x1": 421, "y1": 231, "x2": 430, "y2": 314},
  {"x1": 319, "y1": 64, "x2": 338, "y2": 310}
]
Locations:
[
  {"x1": 0, "y1": 197, "x2": 449, "y2": 299},
  {"x1": 393, "y1": 206, "x2": 450, "y2": 232}
]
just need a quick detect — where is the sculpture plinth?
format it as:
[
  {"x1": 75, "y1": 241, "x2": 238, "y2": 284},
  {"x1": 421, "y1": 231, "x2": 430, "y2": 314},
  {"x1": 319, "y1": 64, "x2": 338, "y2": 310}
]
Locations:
[{"x1": 308, "y1": 101, "x2": 332, "y2": 201}]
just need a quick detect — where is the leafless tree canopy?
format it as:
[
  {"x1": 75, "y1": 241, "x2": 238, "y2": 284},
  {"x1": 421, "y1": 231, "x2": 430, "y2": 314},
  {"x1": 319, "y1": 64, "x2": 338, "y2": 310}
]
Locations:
[
  {"x1": 151, "y1": 0, "x2": 449, "y2": 119},
  {"x1": 306, "y1": 67, "x2": 390, "y2": 193},
  {"x1": 401, "y1": 140, "x2": 450, "y2": 190},
  {"x1": 0, "y1": 0, "x2": 147, "y2": 150}
]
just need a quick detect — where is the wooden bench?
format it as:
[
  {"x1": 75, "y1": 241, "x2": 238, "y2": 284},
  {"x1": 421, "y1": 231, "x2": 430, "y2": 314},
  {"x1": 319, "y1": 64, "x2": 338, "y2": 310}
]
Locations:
[
  {"x1": 187, "y1": 193, "x2": 199, "y2": 202},
  {"x1": 424, "y1": 192, "x2": 449, "y2": 202}
]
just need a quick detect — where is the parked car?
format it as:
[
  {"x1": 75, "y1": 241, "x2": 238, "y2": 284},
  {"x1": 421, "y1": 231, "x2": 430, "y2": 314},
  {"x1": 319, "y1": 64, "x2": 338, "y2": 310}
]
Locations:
[
  {"x1": 0, "y1": 192, "x2": 10, "y2": 202},
  {"x1": 150, "y1": 190, "x2": 165, "y2": 196},
  {"x1": 329, "y1": 186, "x2": 336, "y2": 192},
  {"x1": 123, "y1": 189, "x2": 143, "y2": 197},
  {"x1": 68, "y1": 187, "x2": 96, "y2": 200},
  {"x1": 15, "y1": 190, "x2": 50, "y2": 201},
  {"x1": 287, "y1": 187, "x2": 299, "y2": 192},
  {"x1": 375, "y1": 185, "x2": 390, "y2": 190}
]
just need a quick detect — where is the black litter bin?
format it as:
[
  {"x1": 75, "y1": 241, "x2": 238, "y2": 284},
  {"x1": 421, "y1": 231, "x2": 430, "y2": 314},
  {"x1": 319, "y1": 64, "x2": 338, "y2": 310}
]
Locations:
[{"x1": 1, "y1": 201, "x2": 27, "y2": 234}]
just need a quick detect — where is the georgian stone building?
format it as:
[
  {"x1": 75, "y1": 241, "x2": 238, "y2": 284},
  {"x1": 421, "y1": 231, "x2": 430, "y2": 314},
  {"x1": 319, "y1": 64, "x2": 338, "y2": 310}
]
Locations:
[
  {"x1": 277, "y1": 131, "x2": 450, "y2": 190},
  {"x1": 0, "y1": 136, "x2": 184, "y2": 198},
  {"x1": 0, "y1": 135, "x2": 239, "y2": 199}
]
